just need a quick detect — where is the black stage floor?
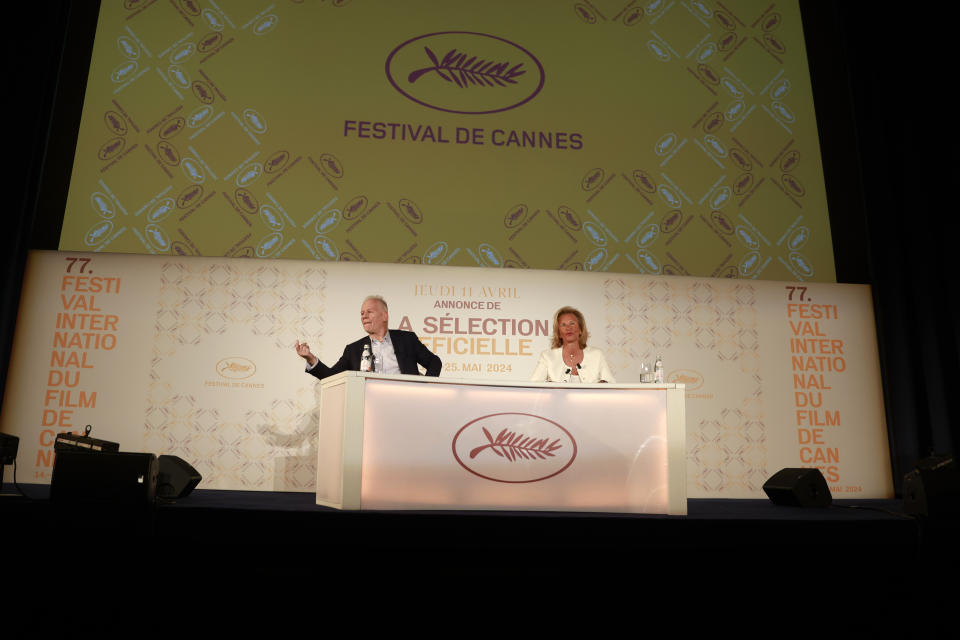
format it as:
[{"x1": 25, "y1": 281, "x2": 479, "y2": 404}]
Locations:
[{"x1": 2, "y1": 486, "x2": 955, "y2": 629}]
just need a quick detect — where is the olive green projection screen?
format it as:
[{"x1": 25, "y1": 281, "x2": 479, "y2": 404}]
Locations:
[{"x1": 61, "y1": 0, "x2": 833, "y2": 282}]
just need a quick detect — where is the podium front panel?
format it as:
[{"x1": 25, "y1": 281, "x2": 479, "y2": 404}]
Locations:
[
  {"x1": 316, "y1": 373, "x2": 685, "y2": 514},
  {"x1": 316, "y1": 375, "x2": 347, "y2": 508}
]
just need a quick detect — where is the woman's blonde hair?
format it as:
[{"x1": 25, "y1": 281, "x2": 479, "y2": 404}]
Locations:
[{"x1": 551, "y1": 306, "x2": 588, "y2": 349}]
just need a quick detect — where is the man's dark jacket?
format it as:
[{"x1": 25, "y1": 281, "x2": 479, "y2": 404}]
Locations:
[{"x1": 306, "y1": 329, "x2": 441, "y2": 380}]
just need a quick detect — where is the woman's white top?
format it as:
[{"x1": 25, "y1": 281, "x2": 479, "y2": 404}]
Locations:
[{"x1": 529, "y1": 346, "x2": 616, "y2": 383}]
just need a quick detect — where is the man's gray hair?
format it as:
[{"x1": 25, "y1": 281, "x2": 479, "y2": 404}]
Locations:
[{"x1": 363, "y1": 295, "x2": 388, "y2": 312}]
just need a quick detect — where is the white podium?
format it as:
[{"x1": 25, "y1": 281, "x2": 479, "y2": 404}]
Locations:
[{"x1": 316, "y1": 372, "x2": 686, "y2": 515}]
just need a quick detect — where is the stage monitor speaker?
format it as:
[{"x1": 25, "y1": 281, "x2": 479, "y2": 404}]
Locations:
[
  {"x1": 763, "y1": 468, "x2": 832, "y2": 507},
  {"x1": 0, "y1": 432, "x2": 18, "y2": 492},
  {"x1": 903, "y1": 456, "x2": 960, "y2": 517},
  {"x1": 0, "y1": 432, "x2": 18, "y2": 465},
  {"x1": 157, "y1": 455, "x2": 202, "y2": 499},
  {"x1": 51, "y1": 451, "x2": 158, "y2": 505}
]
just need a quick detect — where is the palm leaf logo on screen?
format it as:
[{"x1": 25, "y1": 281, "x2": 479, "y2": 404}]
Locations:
[{"x1": 386, "y1": 31, "x2": 545, "y2": 114}]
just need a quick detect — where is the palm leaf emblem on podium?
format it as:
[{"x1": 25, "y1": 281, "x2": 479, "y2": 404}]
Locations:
[{"x1": 469, "y1": 427, "x2": 562, "y2": 461}]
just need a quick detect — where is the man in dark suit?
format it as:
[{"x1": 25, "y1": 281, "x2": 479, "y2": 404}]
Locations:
[{"x1": 295, "y1": 295, "x2": 441, "y2": 380}]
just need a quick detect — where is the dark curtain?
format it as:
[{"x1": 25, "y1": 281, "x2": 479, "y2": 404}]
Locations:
[
  {"x1": 808, "y1": 2, "x2": 960, "y2": 489},
  {"x1": 849, "y1": 3, "x2": 959, "y2": 486},
  {"x1": 1, "y1": 2, "x2": 73, "y2": 413}
]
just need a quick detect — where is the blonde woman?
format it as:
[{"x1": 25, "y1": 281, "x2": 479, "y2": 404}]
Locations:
[{"x1": 530, "y1": 306, "x2": 615, "y2": 383}]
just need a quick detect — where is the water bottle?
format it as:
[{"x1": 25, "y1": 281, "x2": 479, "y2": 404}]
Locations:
[
  {"x1": 654, "y1": 354, "x2": 664, "y2": 384},
  {"x1": 361, "y1": 344, "x2": 372, "y2": 372}
]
